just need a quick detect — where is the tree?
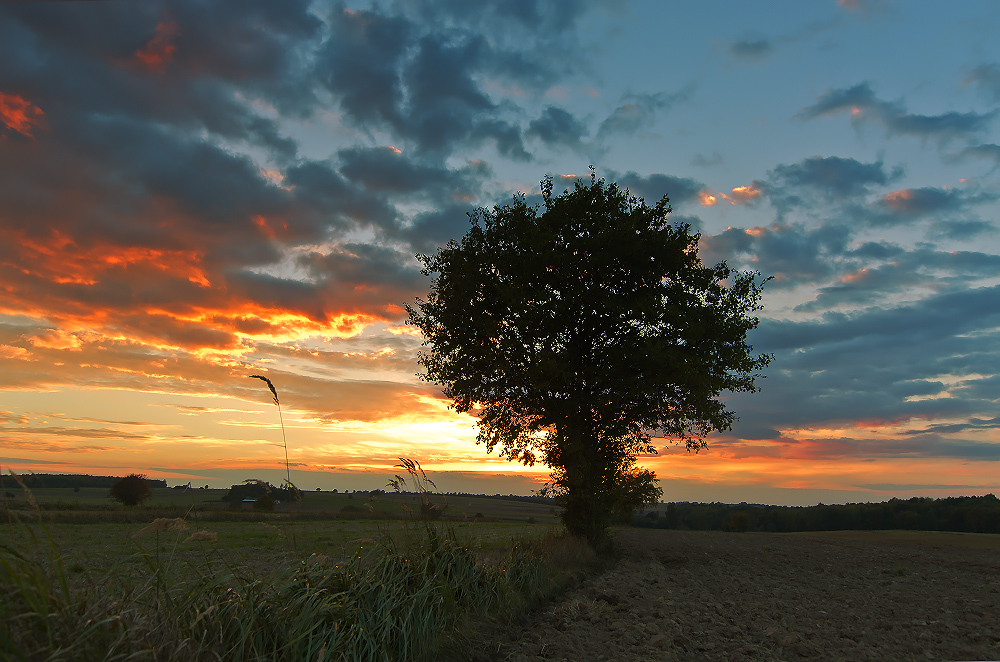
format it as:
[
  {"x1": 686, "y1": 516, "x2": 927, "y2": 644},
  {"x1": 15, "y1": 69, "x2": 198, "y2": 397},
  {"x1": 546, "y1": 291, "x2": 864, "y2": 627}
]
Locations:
[
  {"x1": 407, "y1": 174, "x2": 771, "y2": 546},
  {"x1": 108, "y1": 473, "x2": 153, "y2": 507}
]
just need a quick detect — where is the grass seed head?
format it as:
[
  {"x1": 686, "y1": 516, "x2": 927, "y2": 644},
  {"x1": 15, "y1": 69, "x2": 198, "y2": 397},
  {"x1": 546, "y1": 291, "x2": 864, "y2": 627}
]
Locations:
[{"x1": 183, "y1": 530, "x2": 218, "y2": 543}]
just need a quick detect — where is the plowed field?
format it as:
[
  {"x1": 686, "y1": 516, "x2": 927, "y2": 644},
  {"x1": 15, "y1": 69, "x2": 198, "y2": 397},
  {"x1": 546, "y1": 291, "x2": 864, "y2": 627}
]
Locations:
[{"x1": 475, "y1": 528, "x2": 1000, "y2": 662}]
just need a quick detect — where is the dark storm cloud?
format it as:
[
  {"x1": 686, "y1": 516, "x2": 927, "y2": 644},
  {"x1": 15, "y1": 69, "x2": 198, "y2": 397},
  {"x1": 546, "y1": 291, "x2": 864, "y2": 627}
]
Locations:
[
  {"x1": 605, "y1": 170, "x2": 706, "y2": 208},
  {"x1": 0, "y1": 0, "x2": 321, "y2": 160},
  {"x1": 315, "y1": 3, "x2": 590, "y2": 160},
  {"x1": 398, "y1": 0, "x2": 587, "y2": 87},
  {"x1": 338, "y1": 146, "x2": 491, "y2": 199},
  {"x1": 0, "y1": 0, "x2": 370, "y2": 247},
  {"x1": 798, "y1": 82, "x2": 996, "y2": 143},
  {"x1": 964, "y1": 63, "x2": 1000, "y2": 102},
  {"x1": 0, "y1": 0, "x2": 473, "y2": 355},
  {"x1": 282, "y1": 160, "x2": 398, "y2": 232},
  {"x1": 526, "y1": 106, "x2": 589, "y2": 153},
  {"x1": 728, "y1": 38, "x2": 773, "y2": 61},
  {"x1": 402, "y1": 0, "x2": 587, "y2": 38},
  {"x1": 298, "y1": 244, "x2": 423, "y2": 294},
  {"x1": 397, "y1": 203, "x2": 478, "y2": 254},
  {"x1": 314, "y1": 8, "x2": 410, "y2": 130}
]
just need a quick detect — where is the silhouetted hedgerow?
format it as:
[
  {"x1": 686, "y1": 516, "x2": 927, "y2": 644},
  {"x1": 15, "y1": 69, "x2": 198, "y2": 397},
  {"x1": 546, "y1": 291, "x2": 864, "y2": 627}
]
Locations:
[{"x1": 634, "y1": 494, "x2": 1000, "y2": 533}]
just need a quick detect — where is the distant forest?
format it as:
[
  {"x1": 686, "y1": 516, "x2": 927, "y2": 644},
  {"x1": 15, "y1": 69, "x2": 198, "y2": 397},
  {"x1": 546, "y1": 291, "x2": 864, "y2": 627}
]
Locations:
[
  {"x1": 4, "y1": 473, "x2": 997, "y2": 535},
  {"x1": 638, "y1": 495, "x2": 1000, "y2": 534},
  {"x1": 2, "y1": 473, "x2": 168, "y2": 489}
]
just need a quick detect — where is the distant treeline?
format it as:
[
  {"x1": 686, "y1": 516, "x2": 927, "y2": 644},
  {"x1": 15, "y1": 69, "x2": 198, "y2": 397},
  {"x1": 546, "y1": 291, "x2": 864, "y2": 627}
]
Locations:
[
  {"x1": 221, "y1": 482, "x2": 301, "y2": 503},
  {"x1": 444, "y1": 492, "x2": 556, "y2": 505},
  {"x1": 636, "y1": 495, "x2": 1000, "y2": 534},
  {"x1": 3, "y1": 473, "x2": 168, "y2": 489},
  {"x1": 345, "y1": 490, "x2": 555, "y2": 505}
]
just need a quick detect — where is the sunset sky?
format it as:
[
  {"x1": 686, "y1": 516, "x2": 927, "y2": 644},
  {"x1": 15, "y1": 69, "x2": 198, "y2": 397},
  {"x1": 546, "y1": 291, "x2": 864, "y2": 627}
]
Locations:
[{"x1": 2, "y1": 0, "x2": 999, "y2": 505}]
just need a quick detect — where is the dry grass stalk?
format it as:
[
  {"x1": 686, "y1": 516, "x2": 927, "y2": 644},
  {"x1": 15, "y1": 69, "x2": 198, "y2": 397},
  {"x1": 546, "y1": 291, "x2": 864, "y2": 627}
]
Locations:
[{"x1": 182, "y1": 530, "x2": 218, "y2": 543}]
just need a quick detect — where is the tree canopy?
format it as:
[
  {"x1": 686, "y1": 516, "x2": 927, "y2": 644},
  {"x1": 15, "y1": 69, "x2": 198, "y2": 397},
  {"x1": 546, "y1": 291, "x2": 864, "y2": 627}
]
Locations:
[
  {"x1": 407, "y1": 174, "x2": 771, "y2": 545},
  {"x1": 108, "y1": 473, "x2": 153, "y2": 507}
]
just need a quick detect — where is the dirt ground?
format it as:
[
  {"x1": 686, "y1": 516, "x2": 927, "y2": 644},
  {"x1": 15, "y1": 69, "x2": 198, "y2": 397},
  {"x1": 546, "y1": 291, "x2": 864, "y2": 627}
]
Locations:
[{"x1": 475, "y1": 528, "x2": 1000, "y2": 662}]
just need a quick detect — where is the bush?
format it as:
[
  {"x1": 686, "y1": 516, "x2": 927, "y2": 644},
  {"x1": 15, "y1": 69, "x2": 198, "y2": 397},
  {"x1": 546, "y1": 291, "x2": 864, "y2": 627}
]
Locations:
[
  {"x1": 108, "y1": 474, "x2": 153, "y2": 507},
  {"x1": 253, "y1": 493, "x2": 275, "y2": 512}
]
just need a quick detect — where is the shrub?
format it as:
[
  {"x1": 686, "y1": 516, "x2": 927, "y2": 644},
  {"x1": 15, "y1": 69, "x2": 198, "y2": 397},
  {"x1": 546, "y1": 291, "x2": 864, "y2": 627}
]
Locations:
[
  {"x1": 108, "y1": 474, "x2": 153, "y2": 507},
  {"x1": 253, "y1": 493, "x2": 275, "y2": 512}
]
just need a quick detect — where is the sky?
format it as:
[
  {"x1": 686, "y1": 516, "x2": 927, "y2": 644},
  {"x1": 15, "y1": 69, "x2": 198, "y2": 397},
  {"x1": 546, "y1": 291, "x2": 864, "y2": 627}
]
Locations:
[{"x1": 1, "y1": 0, "x2": 999, "y2": 505}]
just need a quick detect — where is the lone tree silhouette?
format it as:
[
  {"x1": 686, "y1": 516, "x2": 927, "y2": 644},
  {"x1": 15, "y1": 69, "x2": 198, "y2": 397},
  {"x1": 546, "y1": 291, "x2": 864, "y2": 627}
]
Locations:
[
  {"x1": 407, "y1": 173, "x2": 771, "y2": 546},
  {"x1": 109, "y1": 473, "x2": 153, "y2": 507}
]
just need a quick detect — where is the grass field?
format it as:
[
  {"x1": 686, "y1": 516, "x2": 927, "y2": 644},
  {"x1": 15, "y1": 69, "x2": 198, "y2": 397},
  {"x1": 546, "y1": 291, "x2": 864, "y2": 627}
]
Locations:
[
  {"x1": 2, "y1": 485, "x2": 561, "y2": 523},
  {"x1": 0, "y1": 483, "x2": 589, "y2": 661}
]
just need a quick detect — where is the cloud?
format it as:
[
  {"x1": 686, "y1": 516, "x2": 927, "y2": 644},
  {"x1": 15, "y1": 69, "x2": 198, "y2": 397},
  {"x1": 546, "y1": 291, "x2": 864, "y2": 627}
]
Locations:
[
  {"x1": 701, "y1": 223, "x2": 851, "y2": 287},
  {"x1": 691, "y1": 151, "x2": 723, "y2": 167},
  {"x1": 133, "y1": 18, "x2": 179, "y2": 73},
  {"x1": 722, "y1": 285, "x2": 1000, "y2": 451},
  {"x1": 526, "y1": 106, "x2": 589, "y2": 153},
  {"x1": 728, "y1": 39, "x2": 773, "y2": 62},
  {"x1": 964, "y1": 63, "x2": 1000, "y2": 102},
  {"x1": 753, "y1": 154, "x2": 995, "y2": 228},
  {"x1": 597, "y1": 86, "x2": 694, "y2": 139},
  {"x1": 795, "y1": 248, "x2": 1000, "y2": 311},
  {"x1": 798, "y1": 82, "x2": 996, "y2": 143},
  {"x1": 0, "y1": 92, "x2": 45, "y2": 138},
  {"x1": 315, "y1": 6, "x2": 550, "y2": 160},
  {"x1": 395, "y1": 202, "x2": 478, "y2": 254},
  {"x1": 697, "y1": 184, "x2": 764, "y2": 208},
  {"x1": 878, "y1": 186, "x2": 983, "y2": 217},
  {"x1": 926, "y1": 219, "x2": 996, "y2": 240},
  {"x1": 863, "y1": 184, "x2": 998, "y2": 227},
  {"x1": 338, "y1": 145, "x2": 491, "y2": 200},
  {"x1": 605, "y1": 170, "x2": 706, "y2": 208},
  {"x1": 769, "y1": 155, "x2": 900, "y2": 198},
  {"x1": 949, "y1": 143, "x2": 1000, "y2": 171}
]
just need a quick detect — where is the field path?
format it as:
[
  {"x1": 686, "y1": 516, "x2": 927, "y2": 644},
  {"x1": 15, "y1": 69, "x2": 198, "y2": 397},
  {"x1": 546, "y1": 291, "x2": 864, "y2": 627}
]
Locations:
[{"x1": 473, "y1": 528, "x2": 1000, "y2": 662}]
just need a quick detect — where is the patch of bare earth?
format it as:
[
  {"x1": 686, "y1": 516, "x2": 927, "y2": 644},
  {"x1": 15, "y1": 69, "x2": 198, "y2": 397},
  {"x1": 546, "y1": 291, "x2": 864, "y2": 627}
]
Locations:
[{"x1": 475, "y1": 528, "x2": 1000, "y2": 662}]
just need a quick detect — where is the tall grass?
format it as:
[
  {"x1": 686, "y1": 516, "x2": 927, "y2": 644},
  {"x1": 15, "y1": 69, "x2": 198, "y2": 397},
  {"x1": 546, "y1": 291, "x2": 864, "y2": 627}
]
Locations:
[{"x1": 0, "y1": 478, "x2": 587, "y2": 661}]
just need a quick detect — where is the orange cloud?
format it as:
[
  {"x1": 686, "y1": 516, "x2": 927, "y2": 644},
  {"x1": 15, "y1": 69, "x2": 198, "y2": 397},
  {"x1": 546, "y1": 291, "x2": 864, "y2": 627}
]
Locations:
[
  {"x1": 135, "y1": 19, "x2": 179, "y2": 73},
  {"x1": 698, "y1": 185, "x2": 761, "y2": 206},
  {"x1": 0, "y1": 220, "x2": 413, "y2": 355},
  {"x1": 27, "y1": 329, "x2": 85, "y2": 351},
  {"x1": 8, "y1": 227, "x2": 211, "y2": 289},
  {"x1": 0, "y1": 93, "x2": 45, "y2": 138},
  {"x1": 0, "y1": 344, "x2": 31, "y2": 360},
  {"x1": 881, "y1": 188, "x2": 914, "y2": 210},
  {"x1": 728, "y1": 184, "x2": 762, "y2": 204}
]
